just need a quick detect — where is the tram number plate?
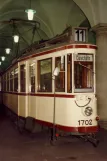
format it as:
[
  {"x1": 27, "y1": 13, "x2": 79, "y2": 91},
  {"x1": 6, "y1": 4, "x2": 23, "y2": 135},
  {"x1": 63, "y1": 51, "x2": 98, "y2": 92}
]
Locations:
[{"x1": 78, "y1": 119, "x2": 92, "y2": 126}]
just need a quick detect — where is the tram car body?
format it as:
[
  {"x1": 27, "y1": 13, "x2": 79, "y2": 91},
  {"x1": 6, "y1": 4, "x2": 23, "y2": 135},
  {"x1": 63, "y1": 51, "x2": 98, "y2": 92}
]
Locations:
[{"x1": 1, "y1": 27, "x2": 99, "y2": 138}]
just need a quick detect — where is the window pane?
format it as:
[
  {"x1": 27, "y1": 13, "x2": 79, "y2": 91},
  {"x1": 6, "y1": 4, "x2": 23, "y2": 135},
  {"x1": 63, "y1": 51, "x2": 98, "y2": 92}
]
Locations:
[
  {"x1": 38, "y1": 58, "x2": 52, "y2": 92},
  {"x1": 7, "y1": 72, "x2": 9, "y2": 91},
  {"x1": 29, "y1": 63, "x2": 35, "y2": 93},
  {"x1": 2, "y1": 75, "x2": 6, "y2": 91},
  {"x1": 20, "y1": 64, "x2": 26, "y2": 92},
  {"x1": 10, "y1": 79, "x2": 13, "y2": 91},
  {"x1": 1, "y1": 77, "x2": 3, "y2": 91},
  {"x1": 14, "y1": 68, "x2": 18, "y2": 92},
  {"x1": 74, "y1": 54, "x2": 94, "y2": 92},
  {"x1": 10, "y1": 70, "x2": 14, "y2": 91},
  {"x1": 67, "y1": 54, "x2": 72, "y2": 93},
  {"x1": 55, "y1": 56, "x2": 65, "y2": 92},
  {"x1": 4, "y1": 74, "x2": 6, "y2": 91}
]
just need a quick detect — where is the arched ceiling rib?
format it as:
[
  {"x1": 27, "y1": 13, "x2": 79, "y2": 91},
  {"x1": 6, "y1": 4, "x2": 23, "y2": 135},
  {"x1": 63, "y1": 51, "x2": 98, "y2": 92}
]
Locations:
[
  {"x1": 0, "y1": 0, "x2": 91, "y2": 70},
  {"x1": 73, "y1": 0, "x2": 107, "y2": 27}
]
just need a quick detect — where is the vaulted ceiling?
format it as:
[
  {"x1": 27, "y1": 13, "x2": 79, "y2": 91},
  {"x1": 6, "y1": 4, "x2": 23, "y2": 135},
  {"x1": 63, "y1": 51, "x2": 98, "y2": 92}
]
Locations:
[{"x1": 0, "y1": 0, "x2": 106, "y2": 71}]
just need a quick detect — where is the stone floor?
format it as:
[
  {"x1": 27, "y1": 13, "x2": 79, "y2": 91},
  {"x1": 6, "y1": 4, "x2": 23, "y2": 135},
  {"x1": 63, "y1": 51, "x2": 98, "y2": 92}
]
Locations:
[{"x1": 0, "y1": 113, "x2": 107, "y2": 161}]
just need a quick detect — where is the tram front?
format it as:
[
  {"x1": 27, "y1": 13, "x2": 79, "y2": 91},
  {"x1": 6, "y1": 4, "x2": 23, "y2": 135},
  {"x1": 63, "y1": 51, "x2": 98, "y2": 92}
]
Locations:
[{"x1": 73, "y1": 52, "x2": 99, "y2": 133}]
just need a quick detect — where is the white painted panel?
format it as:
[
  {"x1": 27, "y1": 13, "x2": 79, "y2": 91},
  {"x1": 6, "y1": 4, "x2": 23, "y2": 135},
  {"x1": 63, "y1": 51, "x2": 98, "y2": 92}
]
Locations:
[
  {"x1": 36, "y1": 96, "x2": 54, "y2": 123},
  {"x1": 35, "y1": 94, "x2": 97, "y2": 127},
  {"x1": 3, "y1": 93, "x2": 18, "y2": 114},
  {"x1": 28, "y1": 96, "x2": 36, "y2": 118},
  {"x1": 18, "y1": 95, "x2": 28, "y2": 117},
  {"x1": 55, "y1": 94, "x2": 97, "y2": 127}
]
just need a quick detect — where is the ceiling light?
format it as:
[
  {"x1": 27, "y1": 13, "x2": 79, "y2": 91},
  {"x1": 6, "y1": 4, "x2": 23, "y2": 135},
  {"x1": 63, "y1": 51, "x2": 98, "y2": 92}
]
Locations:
[
  {"x1": 5, "y1": 48, "x2": 11, "y2": 54},
  {"x1": 13, "y1": 35, "x2": 19, "y2": 43},
  {"x1": 25, "y1": 9, "x2": 36, "y2": 20},
  {"x1": 0, "y1": 62, "x2": 1, "y2": 65},
  {"x1": 1, "y1": 56, "x2": 5, "y2": 61},
  {"x1": 25, "y1": 0, "x2": 36, "y2": 20}
]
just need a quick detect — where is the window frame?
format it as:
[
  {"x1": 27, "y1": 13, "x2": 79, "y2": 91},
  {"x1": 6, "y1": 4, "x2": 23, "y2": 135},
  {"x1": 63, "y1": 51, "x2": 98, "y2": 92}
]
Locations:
[
  {"x1": 20, "y1": 63, "x2": 26, "y2": 93},
  {"x1": 37, "y1": 57, "x2": 52, "y2": 92},
  {"x1": 55, "y1": 56, "x2": 65, "y2": 92},
  {"x1": 73, "y1": 53, "x2": 94, "y2": 93},
  {"x1": 29, "y1": 61, "x2": 36, "y2": 93},
  {"x1": 10, "y1": 69, "x2": 14, "y2": 92},
  {"x1": 14, "y1": 67, "x2": 18, "y2": 92}
]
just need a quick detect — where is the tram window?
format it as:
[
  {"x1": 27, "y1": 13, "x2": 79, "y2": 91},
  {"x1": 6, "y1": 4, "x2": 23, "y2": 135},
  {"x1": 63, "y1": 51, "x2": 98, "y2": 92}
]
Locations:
[
  {"x1": 1, "y1": 77, "x2": 3, "y2": 91},
  {"x1": 3, "y1": 74, "x2": 6, "y2": 91},
  {"x1": 0, "y1": 77, "x2": 1, "y2": 91},
  {"x1": 74, "y1": 54, "x2": 94, "y2": 92},
  {"x1": 1, "y1": 77, "x2": 2, "y2": 91},
  {"x1": 10, "y1": 70, "x2": 14, "y2": 91},
  {"x1": 67, "y1": 54, "x2": 72, "y2": 93},
  {"x1": 55, "y1": 56, "x2": 65, "y2": 92},
  {"x1": 14, "y1": 68, "x2": 18, "y2": 92},
  {"x1": 29, "y1": 63, "x2": 35, "y2": 93},
  {"x1": 37, "y1": 58, "x2": 52, "y2": 92},
  {"x1": 7, "y1": 72, "x2": 9, "y2": 91},
  {"x1": 20, "y1": 64, "x2": 26, "y2": 92},
  {"x1": 2, "y1": 75, "x2": 6, "y2": 91}
]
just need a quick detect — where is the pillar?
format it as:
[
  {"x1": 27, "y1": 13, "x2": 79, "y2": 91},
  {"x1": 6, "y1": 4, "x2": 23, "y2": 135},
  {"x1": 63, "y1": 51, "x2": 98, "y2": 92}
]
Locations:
[{"x1": 93, "y1": 23, "x2": 107, "y2": 129}]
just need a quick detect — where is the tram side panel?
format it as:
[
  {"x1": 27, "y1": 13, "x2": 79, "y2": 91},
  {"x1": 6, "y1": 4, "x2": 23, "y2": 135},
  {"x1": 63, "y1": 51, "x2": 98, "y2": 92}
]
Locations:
[
  {"x1": 2, "y1": 66, "x2": 19, "y2": 115},
  {"x1": 3, "y1": 93, "x2": 18, "y2": 115},
  {"x1": 10, "y1": 94, "x2": 18, "y2": 114},
  {"x1": 28, "y1": 95, "x2": 36, "y2": 119},
  {"x1": 35, "y1": 94, "x2": 97, "y2": 133},
  {"x1": 27, "y1": 54, "x2": 54, "y2": 122},
  {"x1": 36, "y1": 96, "x2": 53, "y2": 123}
]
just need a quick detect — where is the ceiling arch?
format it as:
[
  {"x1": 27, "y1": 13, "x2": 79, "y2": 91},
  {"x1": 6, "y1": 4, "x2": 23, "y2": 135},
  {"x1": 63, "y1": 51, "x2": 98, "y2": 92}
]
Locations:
[
  {"x1": 0, "y1": 0, "x2": 92, "y2": 70},
  {"x1": 73, "y1": 0, "x2": 107, "y2": 27}
]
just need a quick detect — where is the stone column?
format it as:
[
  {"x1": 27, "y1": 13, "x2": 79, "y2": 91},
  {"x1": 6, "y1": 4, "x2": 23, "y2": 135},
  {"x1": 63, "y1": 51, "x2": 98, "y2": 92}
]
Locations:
[{"x1": 93, "y1": 23, "x2": 107, "y2": 129}]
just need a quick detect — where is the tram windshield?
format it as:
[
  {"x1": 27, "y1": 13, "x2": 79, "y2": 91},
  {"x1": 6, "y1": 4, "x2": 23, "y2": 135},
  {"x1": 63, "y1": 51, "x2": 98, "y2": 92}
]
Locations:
[{"x1": 74, "y1": 53, "x2": 94, "y2": 93}]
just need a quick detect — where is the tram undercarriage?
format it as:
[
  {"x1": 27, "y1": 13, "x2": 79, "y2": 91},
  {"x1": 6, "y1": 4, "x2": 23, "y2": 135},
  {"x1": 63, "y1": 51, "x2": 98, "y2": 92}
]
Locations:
[{"x1": 6, "y1": 106, "x2": 99, "y2": 147}]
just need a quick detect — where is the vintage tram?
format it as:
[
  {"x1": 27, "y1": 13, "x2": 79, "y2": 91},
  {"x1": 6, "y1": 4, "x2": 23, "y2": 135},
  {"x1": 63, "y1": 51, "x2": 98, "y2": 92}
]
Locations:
[{"x1": 1, "y1": 27, "x2": 99, "y2": 146}]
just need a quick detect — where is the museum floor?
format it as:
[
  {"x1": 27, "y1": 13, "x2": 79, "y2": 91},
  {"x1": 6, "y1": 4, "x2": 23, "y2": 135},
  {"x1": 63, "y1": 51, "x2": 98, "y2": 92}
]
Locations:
[{"x1": 0, "y1": 107, "x2": 107, "y2": 161}]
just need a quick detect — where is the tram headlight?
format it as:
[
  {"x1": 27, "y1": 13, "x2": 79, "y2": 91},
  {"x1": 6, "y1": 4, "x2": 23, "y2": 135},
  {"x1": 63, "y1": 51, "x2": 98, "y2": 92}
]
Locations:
[{"x1": 84, "y1": 106, "x2": 93, "y2": 116}]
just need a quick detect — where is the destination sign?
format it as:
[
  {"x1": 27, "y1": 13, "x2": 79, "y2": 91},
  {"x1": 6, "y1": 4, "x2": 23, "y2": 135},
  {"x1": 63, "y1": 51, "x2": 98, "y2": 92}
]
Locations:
[{"x1": 74, "y1": 54, "x2": 93, "y2": 62}]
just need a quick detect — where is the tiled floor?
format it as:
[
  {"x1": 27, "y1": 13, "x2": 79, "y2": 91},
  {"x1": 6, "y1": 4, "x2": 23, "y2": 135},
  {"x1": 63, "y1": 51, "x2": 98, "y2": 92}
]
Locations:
[{"x1": 0, "y1": 111, "x2": 107, "y2": 161}]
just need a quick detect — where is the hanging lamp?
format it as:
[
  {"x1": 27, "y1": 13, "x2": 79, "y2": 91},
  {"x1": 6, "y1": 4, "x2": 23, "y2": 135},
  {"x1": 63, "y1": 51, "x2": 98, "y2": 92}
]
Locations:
[
  {"x1": 5, "y1": 48, "x2": 11, "y2": 54},
  {"x1": 25, "y1": 0, "x2": 36, "y2": 20},
  {"x1": 1, "y1": 56, "x2": 5, "y2": 61},
  {"x1": 13, "y1": 35, "x2": 19, "y2": 43}
]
